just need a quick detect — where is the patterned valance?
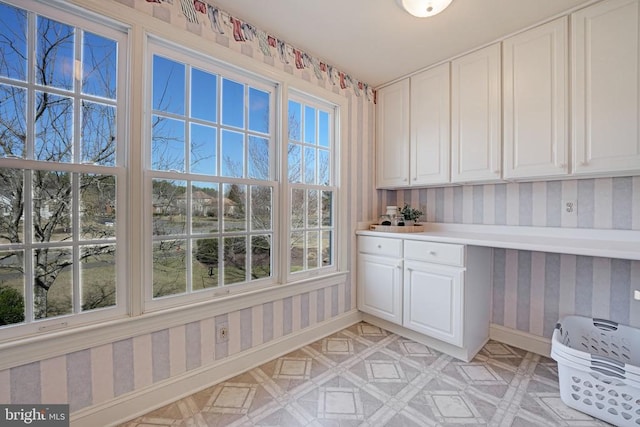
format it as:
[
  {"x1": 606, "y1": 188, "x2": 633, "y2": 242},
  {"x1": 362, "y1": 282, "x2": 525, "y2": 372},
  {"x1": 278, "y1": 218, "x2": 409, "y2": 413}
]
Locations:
[{"x1": 142, "y1": 0, "x2": 375, "y2": 102}]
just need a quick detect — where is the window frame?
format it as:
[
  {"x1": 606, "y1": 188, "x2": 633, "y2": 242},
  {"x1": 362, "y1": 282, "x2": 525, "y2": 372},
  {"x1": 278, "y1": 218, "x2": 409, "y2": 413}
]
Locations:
[
  {"x1": 284, "y1": 90, "x2": 339, "y2": 281},
  {"x1": 142, "y1": 38, "x2": 345, "y2": 310},
  {"x1": 0, "y1": 0, "x2": 130, "y2": 341},
  {"x1": 143, "y1": 38, "x2": 281, "y2": 311}
]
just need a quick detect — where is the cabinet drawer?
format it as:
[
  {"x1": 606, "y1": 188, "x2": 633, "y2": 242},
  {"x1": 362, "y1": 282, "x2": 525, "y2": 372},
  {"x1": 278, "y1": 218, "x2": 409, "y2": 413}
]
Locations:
[
  {"x1": 358, "y1": 236, "x2": 402, "y2": 257},
  {"x1": 404, "y1": 240, "x2": 464, "y2": 266}
]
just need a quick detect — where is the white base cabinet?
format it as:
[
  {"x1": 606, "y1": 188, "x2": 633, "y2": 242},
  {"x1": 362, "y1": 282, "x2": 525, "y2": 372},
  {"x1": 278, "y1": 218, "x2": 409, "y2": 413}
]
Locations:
[
  {"x1": 357, "y1": 235, "x2": 492, "y2": 361},
  {"x1": 404, "y1": 261, "x2": 464, "y2": 346},
  {"x1": 356, "y1": 236, "x2": 403, "y2": 325},
  {"x1": 358, "y1": 253, "x2": 403, "y2": 325}
]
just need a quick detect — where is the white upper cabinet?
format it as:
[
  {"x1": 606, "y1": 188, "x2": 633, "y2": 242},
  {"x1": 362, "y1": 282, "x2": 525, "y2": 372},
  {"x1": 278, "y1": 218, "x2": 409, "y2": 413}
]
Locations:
[
  {"x1": 376, "y1": 80, "x2": 410, "y2": 188},
  {"x1": 376, "y1": 64, "x2": 451, "y2": 189},
  {"x1": 572, "y1": 0, "x2": 640, "y2": 176},
  {"x1": 503, "y1": 18, "x2": 569, "y2": 179},
  {"x1": 410, "y1": 63, "x2": 451, "y2": 185},
  {"x1": 451, "y1": 43, "x2": 502, "y2": 183}
]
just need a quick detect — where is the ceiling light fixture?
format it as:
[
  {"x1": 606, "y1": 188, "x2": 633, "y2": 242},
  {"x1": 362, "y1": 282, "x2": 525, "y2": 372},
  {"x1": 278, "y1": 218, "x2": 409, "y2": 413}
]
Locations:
[{"x1": 396, "y1": 0, "x2": 453, "y2": 17}]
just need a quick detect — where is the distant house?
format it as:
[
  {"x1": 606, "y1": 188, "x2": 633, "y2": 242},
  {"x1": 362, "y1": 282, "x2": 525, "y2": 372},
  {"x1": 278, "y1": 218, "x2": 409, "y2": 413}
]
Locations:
[
  {"x1": 0, "y1": 193, "x2": 68, "y2": 224},
  {"x1": 172, "y1": 191, "x2": 238, "y2": 217},
  {"x1": 152, "y1": 193, "x2": 180, "y2": 215},
  {"x1": 223, "y1": 198, "x2": 239, "y2": 215},
  {"x1": 0, "y1": 195, "x2": 10, "y2": 217},
  {"x1": 186, "y1": 190, "x2": 217, "y2": 216}
]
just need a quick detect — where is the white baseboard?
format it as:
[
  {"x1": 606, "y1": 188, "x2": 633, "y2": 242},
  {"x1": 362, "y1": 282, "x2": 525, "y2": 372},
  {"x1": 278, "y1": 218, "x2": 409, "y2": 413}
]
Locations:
[
  {"x1": 72, "y1": 310, "x2": 363, "y2": 427},
  {"x1": 489, "y1": 323, "x2": 551, "y2": 357}
]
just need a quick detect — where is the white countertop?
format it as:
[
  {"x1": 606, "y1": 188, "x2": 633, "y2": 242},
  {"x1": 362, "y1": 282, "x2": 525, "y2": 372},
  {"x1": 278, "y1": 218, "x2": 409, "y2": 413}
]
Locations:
[{"x1": 356, "y1": 223, "x2": 640, "y2": 261}]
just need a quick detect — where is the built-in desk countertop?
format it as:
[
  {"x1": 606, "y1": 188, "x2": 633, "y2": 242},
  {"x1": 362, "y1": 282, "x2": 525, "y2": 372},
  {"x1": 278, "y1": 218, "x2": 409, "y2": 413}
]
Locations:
[{"x1": 356, "y1": 223, "x2": 640, "y2": 261}]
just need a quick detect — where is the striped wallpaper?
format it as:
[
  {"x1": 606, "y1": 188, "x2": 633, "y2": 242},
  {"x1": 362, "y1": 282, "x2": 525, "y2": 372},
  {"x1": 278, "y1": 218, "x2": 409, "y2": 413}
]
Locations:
[
  {"x1": 493, "y1": 250, "x2": 640, "y2": 335},
  {"x1": 378, "y1": 176, "x2": 640, "y2": 340},
  {"x1": 0, "y1": 284, "x2": 351, "y2": 412},
  {"x1": 380, "y1": 177, "x2": 640, "y2": 230}
]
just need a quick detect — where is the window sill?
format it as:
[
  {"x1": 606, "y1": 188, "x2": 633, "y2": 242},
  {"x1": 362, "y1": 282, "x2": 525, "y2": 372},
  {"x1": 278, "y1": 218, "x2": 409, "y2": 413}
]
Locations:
[{"x1": 0, "y1": 271, "x2": 349, "y2": 371}]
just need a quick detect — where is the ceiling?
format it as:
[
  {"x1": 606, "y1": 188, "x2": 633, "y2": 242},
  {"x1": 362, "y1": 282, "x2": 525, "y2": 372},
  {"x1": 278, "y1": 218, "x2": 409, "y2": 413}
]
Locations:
[{"x1": 211, "y1": 0, "x2": 595, "y2": 88}]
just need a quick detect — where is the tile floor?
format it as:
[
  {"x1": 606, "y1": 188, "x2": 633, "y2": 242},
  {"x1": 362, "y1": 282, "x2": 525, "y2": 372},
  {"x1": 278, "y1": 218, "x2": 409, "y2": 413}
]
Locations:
[{"x1": 121, "y1": 322, "x2": 610, "y2": 426}]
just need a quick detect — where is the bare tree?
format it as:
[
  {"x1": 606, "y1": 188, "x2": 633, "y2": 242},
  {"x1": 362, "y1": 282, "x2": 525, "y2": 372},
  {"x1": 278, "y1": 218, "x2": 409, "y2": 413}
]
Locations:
[{"x1": 0, "y1": 7, "x2": 119, "y2": 320}]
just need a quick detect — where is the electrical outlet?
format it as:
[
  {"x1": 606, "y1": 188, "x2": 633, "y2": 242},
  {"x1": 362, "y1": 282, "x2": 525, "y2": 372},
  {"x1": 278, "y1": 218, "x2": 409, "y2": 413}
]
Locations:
[
  {"x1": 562, "y1": 200, "x2": 577, "y2": 216},
  {"x1": 216, "y1": 322, "x2": 229, "y2": 343}
]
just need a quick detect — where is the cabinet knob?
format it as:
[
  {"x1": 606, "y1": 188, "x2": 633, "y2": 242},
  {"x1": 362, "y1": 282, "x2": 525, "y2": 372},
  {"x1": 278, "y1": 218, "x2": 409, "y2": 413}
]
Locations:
[
  {"x1": 580, "y1": 161, "x2": 588, "y2": 166},
  {"x1": 377, "y1": 244, "x2": 382, "y2": 249},
  {"x1": 429, "y1": 251, "x2": 437, "y2": 256},
  {"x1": 403, "y1": 178, "x2": 408, "y2": 182}
]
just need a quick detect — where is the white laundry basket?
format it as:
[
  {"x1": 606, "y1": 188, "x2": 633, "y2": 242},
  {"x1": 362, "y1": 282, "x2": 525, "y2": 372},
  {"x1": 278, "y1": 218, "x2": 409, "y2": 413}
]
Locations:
[{"x1": 551, "y1": 316, "x2": 640, "y2": 426}]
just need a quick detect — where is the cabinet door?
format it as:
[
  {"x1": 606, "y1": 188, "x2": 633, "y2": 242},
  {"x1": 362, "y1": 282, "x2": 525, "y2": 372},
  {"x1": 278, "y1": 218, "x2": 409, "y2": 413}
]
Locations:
[
  {"x1": 572, "y1": 0, "x2": 640, "y2": 175},
  {"x1": 403, "y1": 260, "x2": 463, "y2": 346},
  {"x1": 357, "y1": 253, "x2": 403, "y2": 324},
  {"x1": 503, "y1": 18, "x2": 568, "y2": 179},
  {"x1": 451, "y1": 43, "x2": 502, "y2": 183},
  {"x1": 376, "y1": 80, "x2": 410, "y2": 188},
  {"x1": 410, "y1": 63, "x2": 451, "y2": 185}
]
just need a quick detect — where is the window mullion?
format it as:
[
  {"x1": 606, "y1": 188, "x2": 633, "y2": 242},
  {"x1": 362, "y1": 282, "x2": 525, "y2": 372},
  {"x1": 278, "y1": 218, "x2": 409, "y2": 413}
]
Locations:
[
  {"x1": 72, "y1": 172, "x2": 81, "y2": 314},
  {"x1": 184, "y1": 68, "x2": 192, "y2": 294},
  {"x1": 24, "y1": 170, "x2": 34, "y2": 324},
  {"x1": 26, "y1": 10, "x2": 36, "y2": 161},
  {"x1": 22, "y1": 11, "x2": 37, "y2": 324},
  {"x1": 74, "y1": 27, "x2": 82, "y2": 164},
  {"x1": 217, "y1": 192, "x2": 223, "y2": 288},
  {"x1": 186, "y1": 183, "x2": 193, "y2": 293},
  {"x1": 72, "y1": 27, "x2": 82, "y2": 314},
  {"x1": 185, "y1": 65, "x2": 192, "y2": 173},
  {"x1": 277, "y1": 91, "x2": 288, "y2": 282}
]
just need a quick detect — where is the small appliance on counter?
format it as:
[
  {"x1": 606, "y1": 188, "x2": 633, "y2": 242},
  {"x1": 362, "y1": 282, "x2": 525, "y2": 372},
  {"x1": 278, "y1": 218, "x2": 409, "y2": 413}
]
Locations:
[{"x1": 371, "y1": 205, "x2": 424, "y2": 233}]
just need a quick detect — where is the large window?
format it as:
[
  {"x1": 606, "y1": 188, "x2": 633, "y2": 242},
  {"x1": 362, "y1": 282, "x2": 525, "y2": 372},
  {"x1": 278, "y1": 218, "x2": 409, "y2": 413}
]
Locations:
[
  {"x1": 147, "y1": 42, "x2": 277, "y2": 305},
  {"x1": 0, "y1": 1, "x2": 342, "y2": 337},
  {"x1": 146, "y1": 42, "x2": 340, "y2": 307},
  {"x1": 287, "y1": 95, "x2": 335, "y2": 276},
  {"x1": 0, "y1": 1, "x2": 127, "y2": 336}
]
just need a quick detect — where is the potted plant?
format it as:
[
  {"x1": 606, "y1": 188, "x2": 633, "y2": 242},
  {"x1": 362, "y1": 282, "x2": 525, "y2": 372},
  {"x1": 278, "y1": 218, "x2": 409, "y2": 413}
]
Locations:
[{"x1": 400, "y1": 204, "x2": 423, "y2": 226}]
